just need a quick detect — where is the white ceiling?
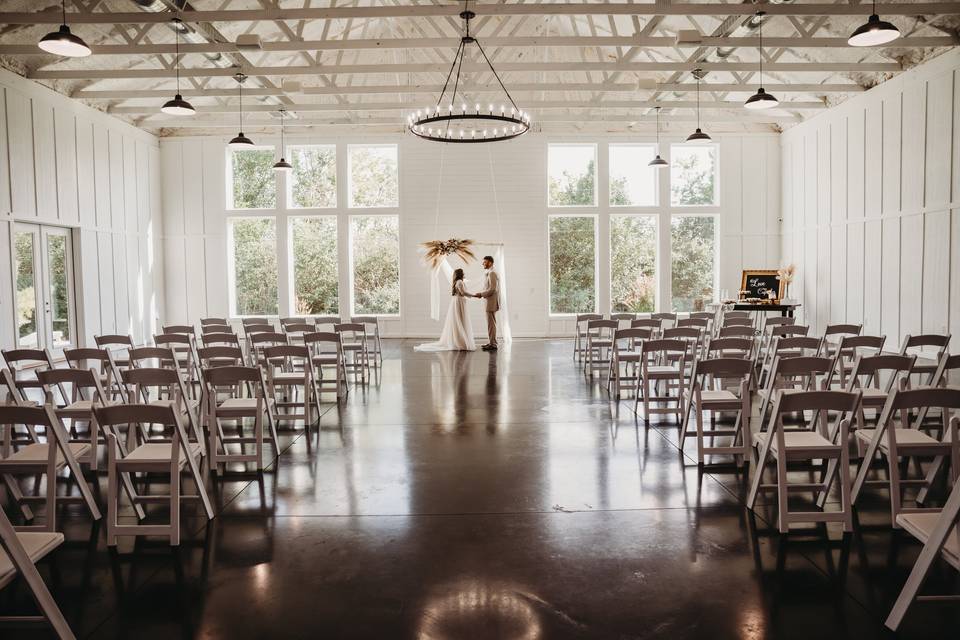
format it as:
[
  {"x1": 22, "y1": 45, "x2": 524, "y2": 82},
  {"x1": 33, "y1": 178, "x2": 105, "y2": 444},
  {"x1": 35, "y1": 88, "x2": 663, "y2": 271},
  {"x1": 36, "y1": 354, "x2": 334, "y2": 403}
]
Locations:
[{"x1": 1, "y1": 0, "x2": 957, "y2": 136}]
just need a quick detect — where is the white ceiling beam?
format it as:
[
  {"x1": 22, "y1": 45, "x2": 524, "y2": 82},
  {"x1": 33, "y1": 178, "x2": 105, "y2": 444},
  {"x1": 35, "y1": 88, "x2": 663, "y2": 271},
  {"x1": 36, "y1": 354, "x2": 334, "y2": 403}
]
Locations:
[
  {"x1": 33, "y1": 60, "x2": 899, "y2": 80},
  {"x1": 75, "y1": 82, "x2": 859, "y2": 100},
  {"x1": 5, "y1": 4, "x2": 957, "y2": 23},
  {"x1": 112, "y1": 98, "x2": 827, "y2": 115}
]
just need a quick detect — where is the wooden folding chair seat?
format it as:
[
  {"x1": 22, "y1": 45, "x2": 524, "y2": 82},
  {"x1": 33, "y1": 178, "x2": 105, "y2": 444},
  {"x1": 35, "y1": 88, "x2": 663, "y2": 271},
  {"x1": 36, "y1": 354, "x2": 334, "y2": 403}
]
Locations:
[
  {"x1": 607, "y1": 327, "x2": 654, "y2": 399},
  {"x1": 681, "y1": 357, "x2": 752, "y2": 465},
  {"x1": 0, "y1": 404, "x2": 101, "y2": 532},
  {"x1": 748, "y1": 389, "x2": 862, "y2": 533},
  {"x1": 36, "y1": 368, "x2": 114, "y2": 471},
  {"x1": 0, "y1": 508, "x2": 75, "y2": 639},
  {"x1": 1, "y1": 348, "x2": 59, "y2": 405},
  {"x1": 120, "y1": 367, "x2": 204, "y2": 454},
  {"x1": 351, "y1": 316, "x2": 384, "y2": 367},
  {"x1": 635, "y1": 339, "x2": 688, "y2": 423},
  {"x1": 757, "y1": 354, "x2": 834, "y2": 429},
  {"x1": 94, "y1": 334, "x2": 135, "y2": 370},
  {"x1": 884, "y1": 478, "x2": 960, "y2": 631},
  {"x1": 304, "y1": 332, "x2": 347, "y2": 399},
  {"x1": 94, "y1": 403, "x2": 213, "y2": 546},
  {"x1": 203, "y1": 366, "x2": 278, "y2": 475},
  {"x1": 851, "y1": 387, "x2": 960, "y2": 527},
  {"x1": 584, "y1": 320, "x2": 617, "y2": 380},
  {"x1": 262, "y1": 345, "x2": 320, "y2": 431},
  {"x1": 334, "y1": 324, "x2": 371, "y2": 385},
  {"x1": 898, "y1": 334, "x2": 951, "y2": 385},
  {"x1": 573, "y1": 313, "x2": 603, "y2": 361}
]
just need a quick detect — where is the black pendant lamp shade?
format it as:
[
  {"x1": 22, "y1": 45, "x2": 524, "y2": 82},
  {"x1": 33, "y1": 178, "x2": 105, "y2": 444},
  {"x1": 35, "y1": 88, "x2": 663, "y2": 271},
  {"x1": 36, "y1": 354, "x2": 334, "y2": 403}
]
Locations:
[
  {"x1": 161, "y1": 18, "x2": 195, "y2": 116},
  {"x1": 274, "y1": 109, "x2": 292, "y2": 172},
  {"x1": 744, "y1": 11, "x2": 779, "y2": 110},
  {"x1": 686, "y1": 69, "x2": 711, "y2": 142},
  {"x1": 228, "y1": 72, "x2": 254, "y2": 149},
  {"x1": 649, "y1": 107, "x2": 669, "y2": 168},
  {"x1": 848, "y1": 2, "x2": 900, "y2": 47},
  {"x1": 38, "y1": 1, "x2": 91, "y2": 57}
]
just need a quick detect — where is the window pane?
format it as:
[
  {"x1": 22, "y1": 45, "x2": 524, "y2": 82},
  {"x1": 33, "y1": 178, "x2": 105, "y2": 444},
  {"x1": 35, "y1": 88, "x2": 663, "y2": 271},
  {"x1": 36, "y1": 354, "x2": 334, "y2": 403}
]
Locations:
[
  {"x1": 46, "y1": 234, "x2": 71, "y2": 348},
  {"x1": 291, "y1": 217, "x2": 339, "y2": 315},
  {"x1": 671, "y1": 145, "x2": 718, "y2": 206},
  {"x1": 549, "y1": 216, "x2": 596, "y2": 314},
  {"x1": 229, "y1": 217, "x2": 279, "y2": 316},
  {"x1": 349, "y1": 145, "x2": 398, "y2": 208},
  {"x1": 548, "y1": 144, "x2": 596, "y2": 207},
  {"x1": 14, "y1": 232, "x2": 38, "y2": 347},
  {"x1": 609, "y1": 144, "x2": 657, "y2": 206},
  {"x1": 229, "y1": 148, "x2": 276, "y2": 209},
  {"x1": 610, "y1": 216, "x2": 656, "y2": 313},
  {"x1": 671, "y1": 215, "x2": 716, "y2": 312},
  {"x1": 351, "y1": 216, "x2": 400, "y2": 315},
  {"x1": 290, "y1": 145, "x2": 336, "y2": 208}
]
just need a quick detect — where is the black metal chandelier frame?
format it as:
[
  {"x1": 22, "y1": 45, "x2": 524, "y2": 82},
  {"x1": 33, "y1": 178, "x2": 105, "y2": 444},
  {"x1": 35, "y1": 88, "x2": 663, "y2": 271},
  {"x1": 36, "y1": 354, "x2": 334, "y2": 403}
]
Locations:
[{"x1": 407, "y1": 1, "x2": 530, "y2": 143}]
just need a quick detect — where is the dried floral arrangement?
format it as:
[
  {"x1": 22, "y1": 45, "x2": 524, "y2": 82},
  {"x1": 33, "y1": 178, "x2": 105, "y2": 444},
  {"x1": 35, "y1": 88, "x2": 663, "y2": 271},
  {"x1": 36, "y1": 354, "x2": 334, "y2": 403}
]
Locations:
[
  {"x1": 421, "y1": 238, "x2": 476, "y2": 268},
  {"x1": 777, "y1": 264, "x2": 796, "y2": 284}
]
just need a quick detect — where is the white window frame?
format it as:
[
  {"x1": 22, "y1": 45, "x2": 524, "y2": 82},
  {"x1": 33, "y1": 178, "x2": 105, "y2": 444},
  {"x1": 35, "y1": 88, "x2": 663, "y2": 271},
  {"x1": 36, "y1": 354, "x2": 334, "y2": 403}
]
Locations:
[
  {"x1": 225, "y1": 145, "x2": 279, "y2": 211},
  {"x1": 286, "y1": 144, "x2": 338, "y2": 210},
  {"x1": 608, "y1": 143, "x2": 659, "y2": 208},
  {"x1": 547, "y1": 143, "x2": 599, "y2": 208},
  {"x1": 547, "y1": 213, "x2": 599, "y2": 316},
  {"x1": 669, "y1": 142, "x2": 721, "y2": 208},
  {"x1": 347, "y1": 143, "x2": 400, "y2": 210},
  {"x1": 348, "y1": 213, "x2": 401, "y2": 318}
]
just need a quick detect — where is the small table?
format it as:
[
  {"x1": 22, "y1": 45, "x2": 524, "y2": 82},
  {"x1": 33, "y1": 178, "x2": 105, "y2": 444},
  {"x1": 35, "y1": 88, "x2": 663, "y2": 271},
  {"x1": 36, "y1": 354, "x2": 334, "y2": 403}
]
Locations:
[{"x1": 726, "y1": 302, "x2": 801, "y2": 318}]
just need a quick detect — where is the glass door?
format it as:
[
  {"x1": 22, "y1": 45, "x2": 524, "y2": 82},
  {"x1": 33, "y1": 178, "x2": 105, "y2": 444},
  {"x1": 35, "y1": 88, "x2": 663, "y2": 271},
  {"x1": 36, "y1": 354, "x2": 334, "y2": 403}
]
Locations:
[{"x1": 12, "y1": 223, "x2": 76, "y2": 352}]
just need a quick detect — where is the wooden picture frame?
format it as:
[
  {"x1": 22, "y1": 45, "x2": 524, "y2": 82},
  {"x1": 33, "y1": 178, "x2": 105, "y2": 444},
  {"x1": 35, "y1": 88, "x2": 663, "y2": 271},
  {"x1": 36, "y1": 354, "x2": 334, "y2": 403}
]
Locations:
[{"x1": 740, "y1": 269, "x2": 784, "y2": 300}]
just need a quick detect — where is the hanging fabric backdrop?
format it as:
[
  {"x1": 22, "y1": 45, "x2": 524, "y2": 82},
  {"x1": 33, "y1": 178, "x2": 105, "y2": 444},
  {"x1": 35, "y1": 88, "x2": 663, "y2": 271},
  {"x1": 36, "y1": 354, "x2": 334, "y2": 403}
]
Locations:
[{"x1": 425, "y1": 147, "x2": 512, "y2": 342}]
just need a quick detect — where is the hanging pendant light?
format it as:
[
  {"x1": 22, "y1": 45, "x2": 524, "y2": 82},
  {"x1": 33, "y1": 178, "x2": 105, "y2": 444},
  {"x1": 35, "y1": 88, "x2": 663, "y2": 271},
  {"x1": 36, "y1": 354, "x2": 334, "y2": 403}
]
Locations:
[
  {"x1": 273, "y1": 109, "x2": 293, "y2": 172},
  {"x1": 161, "y1": 18, "x2": 195, "y2": 116},
  {"x1": 649, "y1": 107, "x2": 669, "y2": 168},
  {"x1": 38, "y1": 0, "x2": 91, "y2": 57},
  {"x1": 848, "y1": 0, "x2": 900, "y2": 46},
  {"x1": 228, "y1": 72, "x2": 254, "y2": 149},
  {"x1": 686, "y1": 69, "x2": 711, "y2": 142},
  {"x1": 744, "y1": 11, "x2": 779, "y2": 110}
]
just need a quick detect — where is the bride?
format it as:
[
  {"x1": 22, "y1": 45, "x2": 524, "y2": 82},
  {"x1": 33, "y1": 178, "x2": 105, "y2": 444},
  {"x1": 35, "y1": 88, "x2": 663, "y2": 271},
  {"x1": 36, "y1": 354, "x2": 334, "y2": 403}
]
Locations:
[{"x1": 415, "y1": 268, "x2": 476, "y2": 351}]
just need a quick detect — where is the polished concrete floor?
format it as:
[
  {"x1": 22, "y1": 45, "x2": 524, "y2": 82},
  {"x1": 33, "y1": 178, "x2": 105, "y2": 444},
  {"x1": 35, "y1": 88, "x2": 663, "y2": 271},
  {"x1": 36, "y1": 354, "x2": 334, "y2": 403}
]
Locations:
[{"x1": 1, "y1": 339, "x2": 958, "y2": 639}]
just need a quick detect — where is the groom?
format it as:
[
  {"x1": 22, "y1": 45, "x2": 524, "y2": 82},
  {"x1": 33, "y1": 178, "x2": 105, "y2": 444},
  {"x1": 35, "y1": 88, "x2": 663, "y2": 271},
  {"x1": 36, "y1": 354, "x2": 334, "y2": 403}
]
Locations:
[{"x1": 474, "y1": 255, "x2": 500, "y2": 351}]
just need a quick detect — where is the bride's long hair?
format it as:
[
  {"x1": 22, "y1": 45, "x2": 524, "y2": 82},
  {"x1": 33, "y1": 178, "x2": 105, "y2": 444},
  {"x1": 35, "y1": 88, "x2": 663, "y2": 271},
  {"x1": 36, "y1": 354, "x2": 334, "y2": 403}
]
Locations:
[{"x1": 451, "y1": 268, "x2": 465, "y2": 295}]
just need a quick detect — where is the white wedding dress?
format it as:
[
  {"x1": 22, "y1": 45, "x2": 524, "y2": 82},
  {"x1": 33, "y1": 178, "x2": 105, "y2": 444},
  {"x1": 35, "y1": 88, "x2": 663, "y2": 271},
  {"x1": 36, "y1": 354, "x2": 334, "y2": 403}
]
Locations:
[{"x1": 415, "y1": 281, "x2": 476, "y2": 351}]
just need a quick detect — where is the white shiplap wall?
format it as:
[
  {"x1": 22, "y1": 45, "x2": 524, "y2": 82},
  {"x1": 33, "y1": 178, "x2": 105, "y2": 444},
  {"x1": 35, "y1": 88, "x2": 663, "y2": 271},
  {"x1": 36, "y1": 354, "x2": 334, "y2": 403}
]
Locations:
[
  {"x1": 0, "y1": 68, "x2": 164, "y2": 349},
  {"x1": 781, "y1": 48, "x2": 960, "y2": 351},
  {"x1": 160, "y1": 131, "x2": 780, "y2": 337}
]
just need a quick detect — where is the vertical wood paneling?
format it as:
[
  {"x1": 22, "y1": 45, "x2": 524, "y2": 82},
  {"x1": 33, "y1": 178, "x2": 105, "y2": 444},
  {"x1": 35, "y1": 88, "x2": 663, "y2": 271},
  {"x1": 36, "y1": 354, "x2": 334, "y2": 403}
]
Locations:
[
  {"x1": 0, "y1": 223, "x2": 12, "y2": 346},
  {"x1": 75, "y1": 119, "x2": 95, "y2": 228},
  {"x1": 123, "y1": 138, "x2": 137, "y2": 232},
  {"x1": 830, "y1": 226, "x2": 846, "y2": 323},
  {"x1": 950, "y1": 209, "x2": 960, "y2": 352},
  {"x1": 901, "y1": 80, "x2": 926, "y2": 213},
  {"x1": 847, "y1": 109, "x2": 864, "y2": 220},
  {"x1": 181, "y1": 139, "x2": 204, "y2": 236},
  {"x1": 864, "y1": 103, "x2": 882, "y2": 218},
  {"x1": 846, "y1": 222, "x2": 864, "y2": 323},
  {"x1": 31, "y1": 101, "x2": 57, "y2": 220},
  {"x1": 741, "y1": 138, "x2": 764, "y2": 232},
  {"x1": 925, "y1": 72, "x2": 954, "y2": 209},
  {"x1": 922, "y1": 210, "x2": 950, "y2": 334},
  {"x1": 97, "y1": 232, "x2": 115, "y2": 334},
  {"x1": 6, "y1": 89, "x2": 35, "y2": 216},
  {"x1": 882, "y1": 94, "x2": 902, "y2": 216},
  {"x1": 92, "y1": 125, "x2": 109, "y2": 228},
  {"x1": 832, "y1": 116, "x2": 849, "y2": 222},
  {"x1": 863, "y1": 220, "x2": 882, "y2": 334},
  {"x1": 53, "y1": 108, "x2": 78, "y2": 225},
  {"x1": 108, "y1": 130, "x2": 124, "y2": 230},
  {"x1": 817, "y1": 127, "x2": 830, "y2": 226},
  {"x1": 0, "y1": 89, "x2": 10, "y2": 214},
  {"x1": 880, "y1": 217, "x2": 900, "y2": 340},
  {"x1": 899, "y1": 214, "x2": 923, "y2": 337},
  {"x1": 78, "y1": 229, "x2": 100, "y2": 343}
]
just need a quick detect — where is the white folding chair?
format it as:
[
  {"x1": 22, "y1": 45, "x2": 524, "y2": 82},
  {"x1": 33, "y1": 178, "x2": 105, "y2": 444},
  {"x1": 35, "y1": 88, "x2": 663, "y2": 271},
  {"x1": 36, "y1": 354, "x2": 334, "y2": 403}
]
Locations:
[
  {"x1": 636, "y1": 339, "x2": 688, "y2": 423},
  {"x1": 681, "y1": 357, "x2": 752, "y2": 466},
  {"x1": 573, "y1": 313, "x2": 603, "y2": 361},
  {"x1": 202, "y1": 366, "x2": 278, "y2": 475}
]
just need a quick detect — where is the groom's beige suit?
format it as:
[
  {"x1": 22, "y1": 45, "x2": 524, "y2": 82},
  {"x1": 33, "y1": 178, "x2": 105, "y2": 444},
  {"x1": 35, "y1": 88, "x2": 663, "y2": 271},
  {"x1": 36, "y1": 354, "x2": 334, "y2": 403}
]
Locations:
[{"x1": 477, "y1": 269, "x2": 500, "y2": 346}]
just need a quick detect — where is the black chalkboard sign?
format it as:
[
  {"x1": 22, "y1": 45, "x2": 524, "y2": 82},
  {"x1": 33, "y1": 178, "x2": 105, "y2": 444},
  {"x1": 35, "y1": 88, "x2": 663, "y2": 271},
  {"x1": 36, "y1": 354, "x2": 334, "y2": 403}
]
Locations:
[{"x1": 740, "y1": 270, "x2": 783, "y2": 300}]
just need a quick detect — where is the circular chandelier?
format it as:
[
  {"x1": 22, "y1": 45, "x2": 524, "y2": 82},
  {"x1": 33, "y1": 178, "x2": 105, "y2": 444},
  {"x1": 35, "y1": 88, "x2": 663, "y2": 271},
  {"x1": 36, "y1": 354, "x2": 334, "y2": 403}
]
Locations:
[{"x1": 407, "y1": 1, "x2": 530, "y2": 143}]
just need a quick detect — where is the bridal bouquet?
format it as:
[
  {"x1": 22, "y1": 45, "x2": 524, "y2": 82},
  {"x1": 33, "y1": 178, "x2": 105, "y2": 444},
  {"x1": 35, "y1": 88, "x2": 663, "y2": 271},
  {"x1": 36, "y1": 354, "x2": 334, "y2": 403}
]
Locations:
[{"x1": 421, "y1": 238, "x2": 476, "y2": 268}]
